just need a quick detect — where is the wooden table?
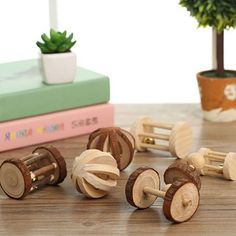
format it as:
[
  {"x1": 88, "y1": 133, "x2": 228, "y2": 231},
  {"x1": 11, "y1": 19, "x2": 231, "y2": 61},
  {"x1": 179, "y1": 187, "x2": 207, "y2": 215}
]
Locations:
[{"x1": 0, "y1": 104, "x2": 236, "y2": 235}]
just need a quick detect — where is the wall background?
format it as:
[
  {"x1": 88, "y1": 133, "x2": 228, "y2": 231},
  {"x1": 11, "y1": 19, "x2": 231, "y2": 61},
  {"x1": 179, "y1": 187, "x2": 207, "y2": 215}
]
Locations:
[{"x1": 0, "y1": 0, "x2": 236, "y2": 103}]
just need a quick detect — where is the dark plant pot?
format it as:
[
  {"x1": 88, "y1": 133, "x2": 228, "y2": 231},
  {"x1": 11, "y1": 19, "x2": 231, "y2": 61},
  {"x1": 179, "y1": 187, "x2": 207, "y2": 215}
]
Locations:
[{"x1": 197, "y1": 71, "x2": 236, "y2": 122}]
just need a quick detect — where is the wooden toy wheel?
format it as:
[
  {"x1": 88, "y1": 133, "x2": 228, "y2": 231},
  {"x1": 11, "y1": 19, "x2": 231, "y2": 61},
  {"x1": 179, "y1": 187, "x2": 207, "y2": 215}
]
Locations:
[
  {"x1": 130, "y1": 117, "x2": 154, "y2": 152},
  {"x1": 223, "y1": 153, "x2": 236, "y2": 180},
  {"x1": 163, "y1": 179, "x2": 200, "y2": 223},
  {"x1": 87, "y1": 127, "x2": 135, "y2": 170},
  {"x1": 125, "y1": 167, "x2": 160, "y2": 209},
  {"x1": 169, "y1": 122, "x2": 192, "y2": 159},
  {"x1": 33, "y1": 146, "x2": 67, "y2": 185},
  {"x1": 0, "y1": 159, "x2": 31, "y2": 199},
  {"x1": 164, "y1": 162, "x2": 201, "y2": 190}
]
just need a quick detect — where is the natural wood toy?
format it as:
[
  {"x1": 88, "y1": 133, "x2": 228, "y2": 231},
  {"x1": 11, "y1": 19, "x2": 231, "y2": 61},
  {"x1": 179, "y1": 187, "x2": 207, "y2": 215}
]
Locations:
[
  {"x1": 0, "y1": 146, "x2": 67, "y2": 199},
  {"x1": 87, "y1": 127, "x2": 135, "y2": 171},
  {"x1": 71, "y1": 149, "x2": 120, "y2": 198},
  {"x1": 130, "y1": 117, "x2": 192, "y2": 159},
  {"x1": 164, "y1": 162, "x2": 201, "y2": 190},
  {"x1": 186, "y1": 148, "x2": 236, "y2": 180},
  {"x1": 125, "y1": 167, "x2": 200, "y2": 223}
]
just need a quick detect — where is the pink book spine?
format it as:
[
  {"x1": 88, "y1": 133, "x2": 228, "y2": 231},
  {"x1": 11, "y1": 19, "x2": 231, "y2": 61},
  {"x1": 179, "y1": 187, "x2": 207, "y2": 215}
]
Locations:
[{"x1": 0, "y1": 104, "x2": 114, "y2": 152}]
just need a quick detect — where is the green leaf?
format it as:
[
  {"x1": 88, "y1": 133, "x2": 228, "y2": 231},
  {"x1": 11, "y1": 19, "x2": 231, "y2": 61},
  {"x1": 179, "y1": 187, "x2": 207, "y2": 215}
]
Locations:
[
  {"x1": 66, "y1": 33, "x2": 73, "y2": 43},
  {"x1": 37, "y1": 30, "x2": 76, "y2": 53},
  {"x1": 45, "y1": 41, "x2": 57, "y2": 51},
  {"x1": 68, "y1": 41, "x2": 76, "y2": 50},
  {"x1": 36, "y1": 41, "x2": 51, "y2": 53},
  {"x1": 58, "y1": 43, "x2": 70, "y2": 52},
  {"x1": 179, "y1": 0, "x2": 236, "y2": 32},
  {"x1": 41, "y1": 33, "x2": 50, "y2": 43}
]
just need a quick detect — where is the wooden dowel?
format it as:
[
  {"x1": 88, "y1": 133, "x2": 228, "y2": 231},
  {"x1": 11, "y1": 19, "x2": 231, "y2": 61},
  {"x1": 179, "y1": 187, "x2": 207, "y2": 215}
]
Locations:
[
  {"x1": 21, "y1": 153, "x2": 38, "y2": 162},
  {"x1": 162, "y1": 184, "x2": 172, "y2": 192},
  {"x1": 143, "y1": 187, "x2": 166, "y2": 198},
  {"x1": 24, "y1": 154, "x2": 47, "y2": 166},
  {"x1": 205, "y1": 154, "x2": 225, "y2": 161},
  {"x1": 182, "y1": 198, "x2": 192, "y2": 207},
  {"x1": 204, "y1": 164, "x2": 223, "y2": 172},
  {"x1": 139, "y1": 132, "x2": 169, "y2": 141},
  {"x1": 31, "y1": 175, "x2": 53, "y2": 191},
  {"x1": 143, "y1": 122, "x2": 173, "y2": 130},
  {"x1": 208, "y1": 151, "x2": 227, "y2": 157},
  {"x1": 205, "y1": 157, "x2": 225, "y2": 163},
  {"x1": 203, "y1": 170, "x2": 223, "y2": 178},
  {"x1": 32, "y1": 163, "x2": 57, "y2": 178},
  {"x1": 140, "y1": 143, "x2": 169, "y2": 151},
  {"x1": 28, "y1": 163, "x2": 40, "y2": 172}
]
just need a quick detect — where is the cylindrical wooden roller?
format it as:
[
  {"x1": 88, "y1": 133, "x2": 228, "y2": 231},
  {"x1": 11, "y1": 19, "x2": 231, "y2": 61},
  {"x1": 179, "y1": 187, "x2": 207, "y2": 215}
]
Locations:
[
  {"x1": 130, "y1": 117, "x2": 192, "y2": 159},
  {"x1": 87, "y1": 127, "x2": 135, "y2": 171},
  {"x1": 71, "y1": 149, "x2": 120, "y2": 198},
  {"x1": 186, "y1": 148, "x2": 236, "y2": 180},
  {"x1": 125, "y1": 167, "x2": 200, "y2": 223},
  {"x1": 164, "y1": 162, "x2": 201, "y2": 190},
  {"x1": 0, "y1": 146, "x2": 67, "y2": 199}
]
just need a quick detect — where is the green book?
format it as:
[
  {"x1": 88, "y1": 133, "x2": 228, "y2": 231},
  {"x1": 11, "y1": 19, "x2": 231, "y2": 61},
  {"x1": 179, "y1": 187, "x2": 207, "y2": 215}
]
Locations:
[{"x1": 0, "y1": 59, "x2": 110, "y2": 122}]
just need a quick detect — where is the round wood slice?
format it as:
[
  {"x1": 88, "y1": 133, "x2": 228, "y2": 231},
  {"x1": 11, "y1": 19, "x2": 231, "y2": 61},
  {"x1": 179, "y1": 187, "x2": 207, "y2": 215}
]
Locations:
[
  {"x1": 164, "y1": 162, "x2": 201, "y2": 190},
  {"x1": 223, "y1": 153, "x2": 236, "y2": 180},
  {"x1": 0, "y1": 159, "x2": 31, "y2": 199},
  {"x1": 33, "y1": 146, "x2": 67, "y2": 185},
  {"x1": 130, "y1": 117, "x2": 154, "y2": 151},
  {"x1": 72, "y1": 149, "x2": 120, "y2": 198},
  {"x1": 125, "y1": 167, "x2": 160, "y2": 209},
  {"x1": 198, "y1": 148, "x2": 212, "y2": 165},
  {"x1": 87, "y1": 127, "x2": 135, "y2": 170},
  {"x1": 198, "y1": 147, "x2": 211, "y2": 156},
  {"x1": 163, "y1": 179, "x2": 200, "y2": 223},
  {"x1": 169, "y1": 122, "x2": 193, "y2": 159}
]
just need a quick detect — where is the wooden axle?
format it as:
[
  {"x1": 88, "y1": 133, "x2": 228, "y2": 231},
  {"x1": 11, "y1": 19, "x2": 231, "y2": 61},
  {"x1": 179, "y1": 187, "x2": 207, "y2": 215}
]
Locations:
[
  {"x1": 0, "y1": 146, "x2": 67, "y2": 199},
  {"x1": 130, "y1": 117, "x2": 193, "y2": 159},
  {"x1": 87, "y1": 127, "x2": 135, "y2": 171},
  {"x1": 125, "y1": 167, "x2": 200, "y2": 223},
  {"x1": 71, "y1": 149, "x2": 120, "y2": 199},
  {"x1": 186, "y1": 149, "x2": 236, "y2": 180}
]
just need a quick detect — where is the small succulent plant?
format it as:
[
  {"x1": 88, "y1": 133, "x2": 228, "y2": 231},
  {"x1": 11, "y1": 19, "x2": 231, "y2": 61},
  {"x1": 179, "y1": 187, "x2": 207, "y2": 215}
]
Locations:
[{"x1": 36, "y1": 29, "x2": 76, "y2": 54}]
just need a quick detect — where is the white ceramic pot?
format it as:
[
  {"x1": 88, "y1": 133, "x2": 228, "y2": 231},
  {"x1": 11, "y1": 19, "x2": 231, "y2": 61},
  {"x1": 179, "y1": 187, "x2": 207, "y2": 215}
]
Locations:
[{"x1": 41, "y1": 52, "x2": 77, "y2": 84}]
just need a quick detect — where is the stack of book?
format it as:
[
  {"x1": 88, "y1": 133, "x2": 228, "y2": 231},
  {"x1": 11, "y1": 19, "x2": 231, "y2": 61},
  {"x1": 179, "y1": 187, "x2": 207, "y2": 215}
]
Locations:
[{"x1": 0, "y1": 59, "x2": 113, "y2": 152}]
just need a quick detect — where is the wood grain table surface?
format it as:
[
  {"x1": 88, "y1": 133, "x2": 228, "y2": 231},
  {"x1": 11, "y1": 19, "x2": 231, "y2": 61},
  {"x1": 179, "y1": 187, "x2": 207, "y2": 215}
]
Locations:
[{"x1": 0, "y1": 104, "x2": 236, "y2": 236}]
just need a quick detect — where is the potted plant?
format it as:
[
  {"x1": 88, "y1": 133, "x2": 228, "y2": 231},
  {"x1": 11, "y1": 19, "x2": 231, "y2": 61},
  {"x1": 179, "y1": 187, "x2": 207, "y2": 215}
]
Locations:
[
  {"x1": 180, "y1": 0, "x2": 236, "y2": 122},
  {"x1": 36, "y1": 29, "x2": 77, "y2": 84}
]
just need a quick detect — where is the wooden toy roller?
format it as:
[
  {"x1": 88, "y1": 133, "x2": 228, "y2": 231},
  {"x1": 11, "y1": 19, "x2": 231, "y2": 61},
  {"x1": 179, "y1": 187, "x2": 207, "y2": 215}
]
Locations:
[
  {"x1": 130, "y1": 117, "x2": 193, "y2": 159},
  {"x1": 186, "y1": 148, "x2": 236, "y2": 180},
  {"x1": 71, "y1": 149, "x2": 120, "y2": 198},
  {"x1": 87, "y1": 127, "x2": 135, "y2": 170},
  {"x1": 125, "y1": 167, "x2": 200, "y2": 223},
  {"x1": 0, "y1": 146, "x2": 67, "y2": 199}
]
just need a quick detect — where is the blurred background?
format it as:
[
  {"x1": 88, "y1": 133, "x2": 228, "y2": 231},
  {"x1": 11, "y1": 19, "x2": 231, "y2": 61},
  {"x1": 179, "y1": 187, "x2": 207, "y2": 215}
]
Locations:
[{"x1": 1, "y1": 0, "x2": 236, "y2": 103}]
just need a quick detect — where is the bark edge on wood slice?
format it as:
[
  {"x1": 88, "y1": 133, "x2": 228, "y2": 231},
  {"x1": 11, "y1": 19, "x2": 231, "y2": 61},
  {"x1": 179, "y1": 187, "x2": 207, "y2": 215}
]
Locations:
[
  {"x1": 87, "y1": 127, "x2": 135, "y2": 171},
  {"x1": 0, "y1": 159, "x2": 31, "y2": 199},
  {"x1": 164, "y1": 162, "x2": 201, "y2": 190},
  {"x1": 163, "y1": 179, "x2": 200, "y2": 223},
  {"x1": 0, "y1": 145, "x2": 67, "y2": 199},
  {"x1": 33, "y1": 145, "x2": 67, "y2": 185},
  {"x1": 125, "y1": 167, "x2": 160, "y2": 209}
]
